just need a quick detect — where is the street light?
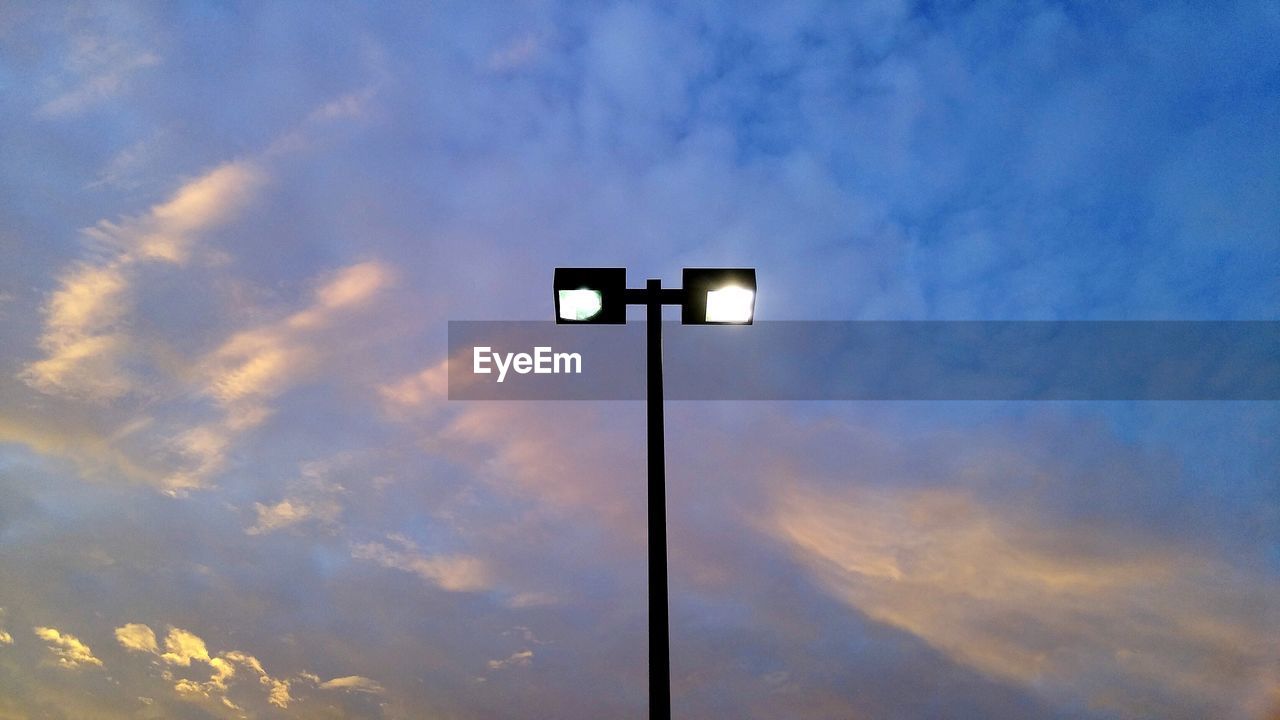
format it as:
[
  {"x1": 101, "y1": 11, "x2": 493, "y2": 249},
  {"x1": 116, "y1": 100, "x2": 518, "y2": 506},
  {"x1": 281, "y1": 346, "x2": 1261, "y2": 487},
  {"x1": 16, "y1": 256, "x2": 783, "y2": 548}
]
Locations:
[{"x1": 553, "y1": 267, "x2": 756, "y2": 720}]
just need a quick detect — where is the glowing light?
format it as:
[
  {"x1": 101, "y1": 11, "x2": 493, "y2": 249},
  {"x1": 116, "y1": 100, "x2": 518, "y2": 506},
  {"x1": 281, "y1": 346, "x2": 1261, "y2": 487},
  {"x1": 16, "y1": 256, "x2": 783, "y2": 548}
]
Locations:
[
  {"x1": 557, "y1": 289, "x2": 603, "y2": 321},
  {"x1": 704, "y1": 286, "x2": 755, "y2": 323}
]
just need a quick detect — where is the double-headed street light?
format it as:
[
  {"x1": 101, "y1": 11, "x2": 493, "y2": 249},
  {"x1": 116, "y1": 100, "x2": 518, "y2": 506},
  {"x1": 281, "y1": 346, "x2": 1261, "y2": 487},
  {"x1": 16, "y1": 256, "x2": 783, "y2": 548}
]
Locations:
[{"x1": 553, "y1": 267, "x2": 756, "y2": 720}]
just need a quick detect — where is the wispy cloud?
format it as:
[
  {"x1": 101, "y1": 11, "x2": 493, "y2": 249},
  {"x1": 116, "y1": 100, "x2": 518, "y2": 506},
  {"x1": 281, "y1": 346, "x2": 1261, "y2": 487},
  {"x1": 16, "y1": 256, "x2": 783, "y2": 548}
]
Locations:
[
  {"x1": 167, "y1": 260, "x2": 394, "y2": 493},
  {"x1": 33, "y1": 626, "x2": 103, "y2": 669},
  {"x1": 0, "y1": 412, "x2": 165, "y2": 486},
  {"x1": 20, "y1": 160, "x2": 264, "y2": 402},
  {"x1": 203, "y1": 261, "x2": 393, "y2": 409},
  {"x1": 37, "y1": 34, "x2": 159, "y2": 118},
  {"x1": 84, "y1": 160, "x2": 264, "y2": 264},
  {"x1": 487, "y1": 649, "x2": 533, "y2": 671},
  {"x1": 245, "y1": 457, "x2": 347, "y2": 535},
  {"x1": 20, "y1": 262, "x2": 133, "y2": 401},
  {"x1": 352, "y1": 535, "x2": 492, "y2": 593},
  {"x1": 318, "y1": 675, "x2": 385, "y2": 693},
  {"x1": 379, "y1": 359, "x2": 646, "y2": 542},
  {"x1": 769, "y1": 482, "x2": 1280, "y2": 718}
]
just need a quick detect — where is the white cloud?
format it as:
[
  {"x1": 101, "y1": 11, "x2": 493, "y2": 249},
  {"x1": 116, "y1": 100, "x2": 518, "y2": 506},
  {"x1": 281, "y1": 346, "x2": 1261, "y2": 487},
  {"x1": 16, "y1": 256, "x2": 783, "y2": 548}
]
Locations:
[
  {"x1": 245, "y1": 456, "x2": 348, "y2": 535},
  {"x1": 20, "y1": 263, "x2": 132, "y2": 401},
  {"x1": 114, "y1": 622, "x2": 159, "y2": 654},
  {"x1": 247, "y1": 499, "x2": 312, "y2": 534},
  {"x1": 33, "y1": 626, "x2": 103, "y2": 669},
  {"x1": 265, "y1": 677, "x2": 293, "y2": 708},
  {"x1": 115, "y1": 625, "x2": 299, "y2": 708},
  {"x1": 247, "y1": 491, "x2": 345, "y2": 535},
  {"x1": 207, "y1": 656, "x2": 237, "y2": 690},
  {"x1": 160, "y1": 627, "x2": 210, "y2": 667},
  {"x1": 351, "y1": 540, "x2": 492, "y2": 593},
  {"x1": 172, "y1": 678, "x2": 205, "y2": 697},
  {"x1": 319, "y1": 675, "x2": 385, "y2": 693},
  {"x1": 487, "y1": 649, "x2": 533, "y2": 670}
]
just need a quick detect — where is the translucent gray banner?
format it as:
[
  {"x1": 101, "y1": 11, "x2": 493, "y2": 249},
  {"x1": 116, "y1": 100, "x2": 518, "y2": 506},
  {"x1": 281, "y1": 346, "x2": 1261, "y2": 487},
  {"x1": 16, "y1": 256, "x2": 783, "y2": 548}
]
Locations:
[{"x1": 447, "y1": 321, "x2": 1280, "y2": 400}]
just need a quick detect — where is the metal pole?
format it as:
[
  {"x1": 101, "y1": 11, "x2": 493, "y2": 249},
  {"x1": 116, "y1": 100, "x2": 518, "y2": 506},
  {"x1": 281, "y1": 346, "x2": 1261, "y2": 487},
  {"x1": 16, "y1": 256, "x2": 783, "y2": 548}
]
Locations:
[{"x1": 646, "y1": 278, "x2": 671, "y2": 720}]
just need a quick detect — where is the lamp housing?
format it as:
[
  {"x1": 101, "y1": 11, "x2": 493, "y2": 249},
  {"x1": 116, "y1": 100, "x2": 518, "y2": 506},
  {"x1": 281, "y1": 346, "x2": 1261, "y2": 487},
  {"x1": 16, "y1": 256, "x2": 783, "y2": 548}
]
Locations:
[
  {"x1": 553, "y1": 267, "x2": 627, "y2": 324},
  {"x1": 681, "y1": 268, "x2": 757, "y2": 325}
]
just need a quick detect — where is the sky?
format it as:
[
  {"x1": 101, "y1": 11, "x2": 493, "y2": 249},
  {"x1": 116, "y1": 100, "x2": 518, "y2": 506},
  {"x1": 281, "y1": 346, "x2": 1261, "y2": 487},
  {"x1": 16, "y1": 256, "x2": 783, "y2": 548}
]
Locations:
[{"x1": 0, "y1": 1, "x2": 1278, "y2": 718}]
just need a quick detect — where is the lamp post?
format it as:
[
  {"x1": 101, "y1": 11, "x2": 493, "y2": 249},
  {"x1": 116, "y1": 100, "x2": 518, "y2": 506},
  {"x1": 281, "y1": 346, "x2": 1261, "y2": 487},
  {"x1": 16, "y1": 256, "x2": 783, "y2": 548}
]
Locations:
[{"x1": 554, "y1": 267, "x2": 757, "y2": 720}]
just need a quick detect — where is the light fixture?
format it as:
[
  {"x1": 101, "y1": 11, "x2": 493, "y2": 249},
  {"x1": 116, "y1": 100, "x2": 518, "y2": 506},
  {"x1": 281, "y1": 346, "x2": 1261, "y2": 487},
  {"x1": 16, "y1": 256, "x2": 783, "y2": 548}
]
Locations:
[
  {"x1": 557, "y1": 289, "x2": 603, "y2": 321},
  {"x1": 553, "y1": 267, "x2": 626, "y2": 324},
  {"x1": 681, "y1": 268, "x2": 757, "y2": 325}
]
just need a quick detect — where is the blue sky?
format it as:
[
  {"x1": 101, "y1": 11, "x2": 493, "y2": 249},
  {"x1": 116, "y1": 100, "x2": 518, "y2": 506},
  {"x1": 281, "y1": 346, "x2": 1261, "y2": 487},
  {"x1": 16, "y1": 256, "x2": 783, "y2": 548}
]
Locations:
[{"x1": 1, "y1": 1, "x2": 1278, "y2": 718}]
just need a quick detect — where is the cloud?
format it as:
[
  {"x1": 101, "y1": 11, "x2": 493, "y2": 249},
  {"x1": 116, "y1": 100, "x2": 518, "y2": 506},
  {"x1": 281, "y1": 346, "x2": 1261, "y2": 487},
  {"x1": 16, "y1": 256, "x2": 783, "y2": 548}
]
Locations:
[
  {"x1": 487, "y1": 33, "x2": 542, "y2": 73},
  {"x1": 33, "y1": 626, "x2": 103, "y2": 669},
  {"x1": 487, "y1": 649, "x2": 533, "y2": 671},
  {"x1": 246, "y1": 499, "x2": 312, "y2": 534},
  {"x1": 111, "y1": 623, "x2": 300, "y2": 709},
  {"x1": 0, "y1": 609, "x2": 11, "y2": 646},
  {"x1": 1, "y1": 3, "x2": 1276, "y2": 719},
  {"x1": 37, "y1": 34, "x2": 160, "y2": 118},
  {"x1": 309, "y1": 86, "x2": 380, "y2": 122},
  {"x1": 377, "y1": 360, "x2": 448, "y2": 416},
  {"x1": 506, "y1": 592, "x2": 558, "y2": 609},
  {"x1": 20, "y1": 160, "x2": 264, "y2": 403},
  {"x1": 312, "y1": 260, "x2": 394, "y2": 312},
  {"x1": 172, "y1": 678, "x2": 205, "y2": 697},
  {"x1": 80, "y1": 158, "x2": 262, "y2": 267},
  {"x1": 95, "y1": 161, "x2": 265, "y2": 264},
  {"x1": 245, "y1": 455, "x2": 347, "y2": 535},
  {"x1": 0, "y1": 412, "x2": 165, "y2": 487},
  {"x1": 19, "y1": 263, "x2": 133, "y2": 401},
  {"x1": 266, "y1": 677, "x2": 293, "y2": 708},
  {"x1": 199, "y1": 260, "x2": 393, "y2": 415},
  {"x1": 379, "y1": 359, "x2": 647, "y2": 543},
  {"x1": 159, "y1": 627, "x2": 210, "y2": 667},
  {"x1": 769, "y1": 482, "x2": 1280, "y2": 718},
  {"x1": 245, "y1": 493, "x2": 342, "y2": 535},
  {"x1": 318, "y1": 675, "x2": 385, "y2": 693},
  {"x1": 114, "y1": 622, "x2": 158, "y2": 654},
  {"x1": 351, "y1": 538, "x2": 492, "y2": 593},
  {"x1": 156, "y1": 260, "x2": 393, "y2": 493}
]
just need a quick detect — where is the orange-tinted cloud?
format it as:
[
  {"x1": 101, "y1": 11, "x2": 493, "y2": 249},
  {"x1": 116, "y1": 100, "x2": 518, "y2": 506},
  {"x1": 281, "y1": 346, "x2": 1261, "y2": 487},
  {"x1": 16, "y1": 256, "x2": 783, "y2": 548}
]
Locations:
[{"x1": 769, "y1": 481, "x2": 1280, "y2": 718}]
